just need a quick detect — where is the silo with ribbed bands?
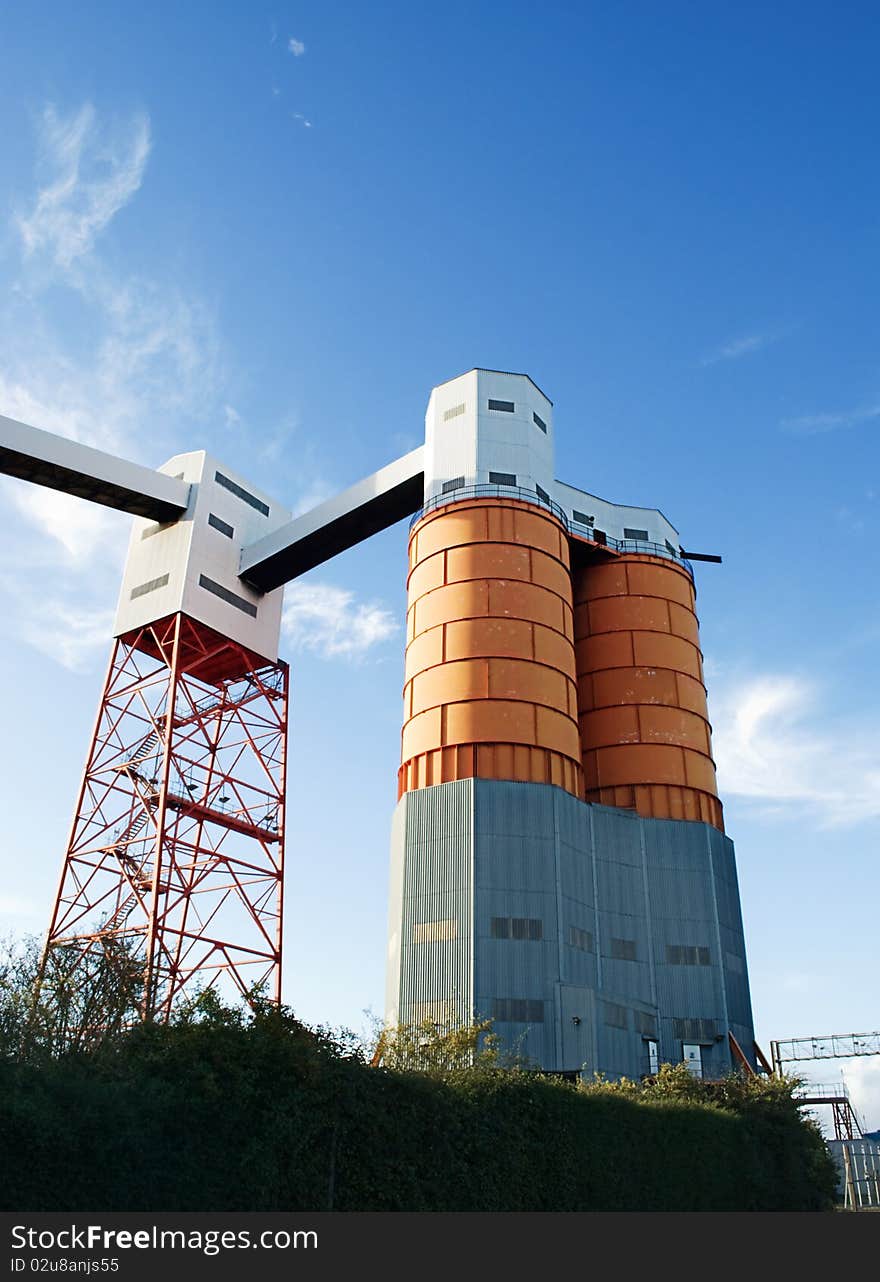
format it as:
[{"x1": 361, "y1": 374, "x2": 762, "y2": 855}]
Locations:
[
  {"x1": 572, "y1": 553, "x2": 724, "y2": 830},
  {"x1": 399, "y1": 496, "x2": 583, "y2": 799}
]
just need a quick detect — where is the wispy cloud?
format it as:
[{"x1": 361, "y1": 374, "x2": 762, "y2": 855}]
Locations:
[
  {"x1": 711, "y1": 672, "x2": 880, "y2": 827},
  {"x1": 292, "y1": 113, "x2": 313, "y2": 129},
  {"x1": 0, "y1": 103, "x2": 222, "y2": 668},
  {"x1": 17, "y1": 104, "x2": 150, "y2": 269},
  {"x1": 701, "y1": 330, "x2": 783, "y2": 367},
  {"x1": 781, "y1": 403, "x2": 880, "y2": 435},
  {"x1": 288, "y1": 37, "x2": 306, "y2": 57},
  {"x1": 282, "y1": 583, "x2": 398, "y2": 660}
]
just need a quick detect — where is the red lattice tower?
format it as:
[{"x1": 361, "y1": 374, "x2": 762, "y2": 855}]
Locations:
[{"x1": 43, "y1": 613, "x2": 288, "y2": 1019}]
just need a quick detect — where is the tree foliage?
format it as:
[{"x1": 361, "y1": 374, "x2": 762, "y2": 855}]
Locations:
[{"x1": 0, "y1": 937, "x2": 838, "y2": 1211}]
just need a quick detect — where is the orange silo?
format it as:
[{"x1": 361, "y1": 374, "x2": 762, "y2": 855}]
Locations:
[
  {"x1": 399, "y1": 497, "x2": 583, "y2": 799},
  {"x1": 572, "y1": 551, "x2": 724, "y2": 830}
]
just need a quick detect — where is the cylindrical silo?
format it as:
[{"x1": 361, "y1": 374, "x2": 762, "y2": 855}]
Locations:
[
  {"x1": 572, "y1": 553, "x2": 724, "y2": 830},
  {"x1": 400, "y1": 497, "x2": 583, "y2": 799}
]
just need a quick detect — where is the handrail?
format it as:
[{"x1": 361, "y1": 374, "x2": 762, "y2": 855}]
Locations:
[{"x1": 409, "y1": 483, "x2": 695, "y2": 578}]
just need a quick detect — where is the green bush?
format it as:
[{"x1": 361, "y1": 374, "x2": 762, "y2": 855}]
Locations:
[{"x1": 0, "y1": 998, "x2": 837, "y2": 1212}]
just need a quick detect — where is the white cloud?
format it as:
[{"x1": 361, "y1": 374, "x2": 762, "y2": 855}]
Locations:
[
  {"x1": 288, "y1": 37, "x2": 306, "y2": 56},
  {"x1": 282, "y1": 582, "x2": 398, "y2": 659},
  {"x1": 17, "y1": 104, "x2": 150, "y2": 269},
  {"x1": 701, "y1": 331, "x2": 781, "y2": 366},
  {"x1": 0, "y1": 103, "x2": 223, "y2": 667},
  {"x1": 781, "y1": 404, "x2": 880, "y2": 435},
  {"x1": 711, "y1": 672, "x2": 880, "y2": 827},
  {"x1": 293, "y1": 113, "x2": 313, "y2": 128},
  {"x1": 224, "y1": 404, "x2": 241, "y2": 427}
]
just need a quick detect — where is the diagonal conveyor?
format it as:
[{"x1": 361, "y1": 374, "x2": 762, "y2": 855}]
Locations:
[
  {"x1": 239, "y1": 446, "x2": 425, "y2": 591},
  {"x1": 0, "y1": 413, "x2": 191, "y2": 523}
]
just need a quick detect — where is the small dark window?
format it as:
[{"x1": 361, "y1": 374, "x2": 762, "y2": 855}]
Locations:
[
  {"x1": 443, "y1": 402, "x2": 466, "y2": 422},
  {"x1": 214, "y1": 471, "x2": 269, "y2": 517},
  {"x1": 533, "y1": 411, "x2": 547, "y2": 433},
  {"x1": 198, "y1": 574, "x2": 258, "y2": 618},
  {"x1": 535, "y1": 483, "x2": 550, "y2": 503},
  {"x1": 623, "y1": 527, "x2": 649, "y2": 541},
  {"x1": 698, "y1": 946, "x2": 711, "y2": 967},
  {"x1": 441, "y1": 476, "x2": 465, "y2": 494},
  {"x1": 673, "y1": 1018, "x2": 717, "y2": 1042},
  {"x1": 488, "y1": 399, "x2": 515, "y2": 413},
  {"x1": 130, "y1": 573, "x2": 169, "y2": 600},
  {"x1": 634, "y1": 1011, "x2": 657, "y2": 1037},
  {"x1": 568, "y1": 925, "x2": 593, "y2": 952},
  {"x1": 208, "y1": 513, "x2": 234, "y2": 539},
  {"x1": 492, "y1": 998, "x2": 544, "y2": 1023},
  {"x1": 610, "y1": 937, "x2": 637, "y2": 962},
  {"x1": 489, "y1": 471, "x2": 516, "y2": 487},
  {"x1": 493, "y1": 916, "x2": 542, "y2": 941},
  {"x1": 593, "y1": 528, "x2": 607, "y2": 545},
  {"x1": 602, "y1": 1002, "x2": 629, "y2": 1030},
  {"x1": 573, "y1": 510, "x2": 595, "y2": 527}
]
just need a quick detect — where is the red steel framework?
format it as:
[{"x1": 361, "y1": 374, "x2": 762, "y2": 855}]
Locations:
[{"x1": 42, "y1": 613, "x2": 288, "y2": 1020}]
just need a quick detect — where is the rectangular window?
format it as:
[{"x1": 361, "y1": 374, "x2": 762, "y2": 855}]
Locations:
[
  {"x1": 443, "y1": 402, "x2": 466, "y2": 421},
  {"x1": 672, "y1": 1018, "x2": 717, "y2": 1042},
  {"x1": 492, "y1": 917, "x2": 542, "y2": 941},
  {"x1": 635, "y1": 1011, "x2": 657, "y2": 1037},
  {"x1": 646, "y1": 1038, "x2": 660, "y2": 1075},
  {"x1": 441, "y1": 476, "x2": 465, "y2": 494},
  {"x1": 568, "y1": 925, "x2": 593, "y2": 952},
  {"x1": 130, "y1": 573, "x2": 170, "y2": 600},
  {"x1": 572, "y1": 510, "x2": 595, "y2": 527},
  {"x1": 593, "y1": 528, "x2": 607, "y2": 545},
  {"x1": 488, "y1": 399, "x2": 515, "y2": 413},
  {"x1": 208, "y1": 513, "x2": 234, "y2": 539},
  {"x1": 488, "y1": 471, "x2": 516, "y2": 487},
  {"x1": 623, "y1": 527, "x2": 649, "y2": 541},
  {"x1": 535, "y1": 483, "x2": 550, "y2": 503},
  {"x1": 602, "y1": 1002, "x2": 629, "y2": 1030},
  {"x1": 666, "y1": 944, "x2": 711, "y2": 967},
  {"x1": 533, "y1": 411, "x2": 547, "y2": 433},
  {"x1": 492, "y1": 998, "x2": 544, "y2": 1023},
  {"x1": 198, "y1": 574, "x2": 258, "y2": 618},
  {"x1": 610, "y1": 937, "x2": 637, "y2": 961},
  {"x1": 413, "y1": 919, "x2": 458, "y2": 943},
  {"x1": 214, "y1": 471, "x2": 270, "y2": 517}
]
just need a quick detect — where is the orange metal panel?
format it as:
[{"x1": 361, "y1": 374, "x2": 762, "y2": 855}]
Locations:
[
  {"x1": 414, "y1": 506, "x2": 488, "y2": 560},
  {"x1": 638, "y1": 705, "x2": 710, "y2": 753},
  {"x1": 410, "y1": 659, "x2": 490, "y2": 716},
  {"x1": 488, "y1": 579, "x2": 566, "y2": 634},
  {"x1": 573, "y1": 560, "x2": 628, "y2": 600},
  {"x1": 667, "y1": 600, "x2": 700, "y2": 644},
  {"x1": 594, "y1": 744, "x2": 689, "y2": 789},
  {"x1": 533, "y1": 623, "x2": 578, "y2": 675},
  {"x1": 535, "y1": 705, "x2": 583, "y2": 758},
  {"x1": 446, "y1": 542, "x2": 532, "y2": 585},
  {"x1": 414, "y1": 580, "x2": 490, "y2": 634},
  {"x1": 404, "y1": 625, "x2": 445, "y2": 682},
  {"x1": 575, "y1": 631, "x2": 636, "y2": 673},
  {"x1": 530, "y1": 548, "x2": 575, "y2": 600},
  {"x1": 630, "y1": 631, "x2": 702, "y2": 679},
  {"x1": 674, "y1": 671, "x2": 711, "y2": 716},
  {"x1": 514, "y1": 508, "x2": 565, "y2": 559},
  {"x1": 407, "y1": 549, "x2": 447, "y2": 599},
  {"x1": 592, "y1": 666, "x2": 679, "y2": 708},
  {"x1": 446, "y1": 698, "x2": 537, "y2": 746},
  {"x1": 623, "y1": 559, "x2": 695, "y2": 608},
  {"x1": 401, "y1": 706, "x2": 443, "y2": 761},
  {"x1": 588, "y1": 595, "x2": 672, "y2": 636},
  {"x1": 579, "y1": 705, "x2": 641, "y2": 747},
  {"x1": 444, "y1": 616, "x2": 534, "y2": 662}
]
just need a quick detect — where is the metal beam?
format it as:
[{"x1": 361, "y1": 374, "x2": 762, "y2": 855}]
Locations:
[
  {"x1": 0, "y1": 413, "x2": 190, "y2": 522},
  {"x1": 240, "y1": 447, "x2": 425, "y2": 591}
]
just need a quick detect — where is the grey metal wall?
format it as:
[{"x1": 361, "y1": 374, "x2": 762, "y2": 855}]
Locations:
[{"x1": 387, "y1": 779, "x2": 755, "y2": 1079}]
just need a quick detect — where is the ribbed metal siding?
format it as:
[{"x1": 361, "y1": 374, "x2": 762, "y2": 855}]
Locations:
[{"x1": 392, "y1": 780, "x2": 474, "y2": 1029}]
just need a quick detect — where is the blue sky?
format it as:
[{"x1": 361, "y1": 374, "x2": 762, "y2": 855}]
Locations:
[{"x1": 0, "y1": 2, "x2": 877, "y2": 1126}]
